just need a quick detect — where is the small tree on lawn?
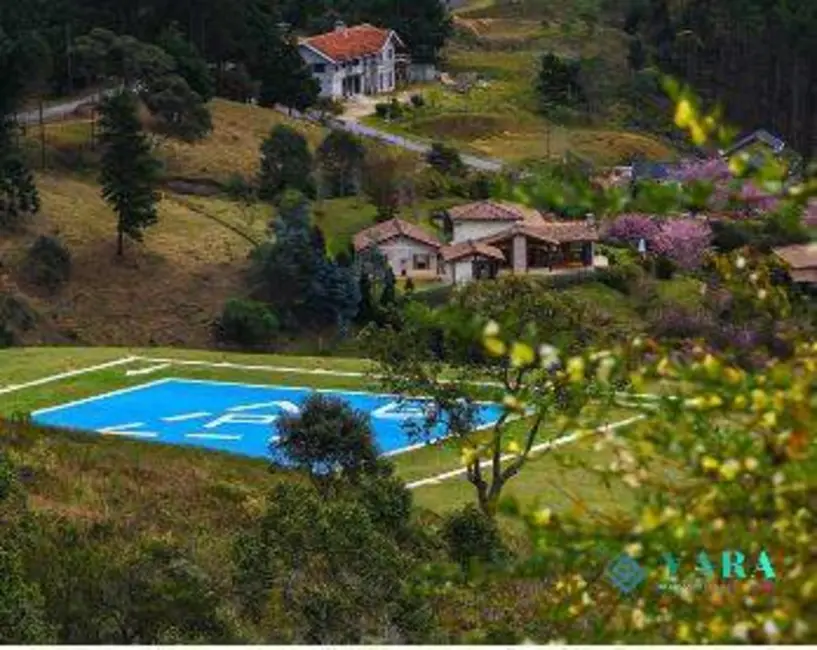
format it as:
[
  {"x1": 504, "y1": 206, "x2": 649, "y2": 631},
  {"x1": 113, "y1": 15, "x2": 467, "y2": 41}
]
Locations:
[
  {"x1": 258, "y1": 125, "x2": 314, "y2": 201},
  {"x1": 271, "y1": 393, "x2": 381, "y2": 495},
  {"x1": 98, "y1": 90, "x2": 162, "y2": 257},
  {"x1": 361, "y1": 148, "x2": 415, "y2": 221},
  {"x1": 316, "y1": 130, "x2": 366, "y2": 198}
]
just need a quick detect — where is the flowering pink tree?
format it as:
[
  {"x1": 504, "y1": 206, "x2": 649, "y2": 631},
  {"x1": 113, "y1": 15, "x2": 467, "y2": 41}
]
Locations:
[
  {"x1": 652, "y1": 218, "x2": 713, "y2": 269},
  {"x1": 602, "y1": 213, "x2": 660, "y2": 245},
  {"x1": 604, "y1": 213, "x2": 712, "y2": 269},
  {"x1": 668, "y1": 157, "x2": 782, "y2": 216}
]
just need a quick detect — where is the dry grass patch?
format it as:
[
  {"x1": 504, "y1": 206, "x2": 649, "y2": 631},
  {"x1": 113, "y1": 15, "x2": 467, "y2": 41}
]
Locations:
[
  {"x1": 155, "y1": 99, "x2": 326, "y2": 182},
  {"x1": 3, "y1": 174, "x2": 254, "y2": 347}
]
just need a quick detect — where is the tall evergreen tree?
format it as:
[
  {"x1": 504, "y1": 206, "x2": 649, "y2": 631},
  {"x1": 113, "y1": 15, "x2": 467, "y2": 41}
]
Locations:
[
  {"x1": 0, "y1": 28, "x2": 43, "y2": 229},
  {"x1": 381, "y1": 266, "x2": 396, "y2": 308},
  {"x1": 255, "y1": 29, "x2": 319, "y2": 112},
  {"x1": 98, "y1": 90, "x2": 162, "y2": 257}
]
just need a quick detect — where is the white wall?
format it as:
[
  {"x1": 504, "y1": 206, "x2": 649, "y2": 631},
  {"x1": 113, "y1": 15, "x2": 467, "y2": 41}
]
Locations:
[
  {"x1": 298, "y1": 46, "x2": 340, "y2": 97},
  {"x1": 378, "y1": 237, "x2": 440, "y2": 277},
  {"x1": 450, "y1": 259, "x2": 473, "y2": 284},
  {"x1": 451, "y1": 220, "x2": 516, "y2": 244}
]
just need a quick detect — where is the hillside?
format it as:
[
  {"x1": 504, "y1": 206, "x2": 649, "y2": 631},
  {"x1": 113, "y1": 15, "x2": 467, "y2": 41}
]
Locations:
[
  {"x1": 2, "y1": 100, "x2": 439, "y2": 350},
  {"x1": 362, "y1": 0, "x2": 676, "y2": 166}
]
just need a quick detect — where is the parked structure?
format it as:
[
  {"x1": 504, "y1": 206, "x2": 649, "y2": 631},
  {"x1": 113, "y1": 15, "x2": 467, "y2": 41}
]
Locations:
[
  {"x1": 298, "y1": 22, "x2": 403, "y2": 99},
  {"x1": 774, "y1": 242, "x2": 817, "y2": 292},
  {"x1": 353, "y1": 201, "x2": 600, "y2": 285}
]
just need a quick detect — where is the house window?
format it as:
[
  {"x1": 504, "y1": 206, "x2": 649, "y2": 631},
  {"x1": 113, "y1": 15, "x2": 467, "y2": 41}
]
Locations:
[
  {"x1": 386, "y1": 47, "x2": 393, "y2": 60},
  {"x1": 413, "y1": 254, "x2": 430, "y2": 270},
  {"x1": 313, "y1": 63, "x2": 326, "y2": 73},
  {"x1": 387, "y1": 71, "x2": 393, "y2": 87}
]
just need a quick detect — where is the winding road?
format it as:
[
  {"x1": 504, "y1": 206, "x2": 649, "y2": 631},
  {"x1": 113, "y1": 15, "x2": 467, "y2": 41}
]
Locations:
[{"x1": 14, "y1": 89, "x2": 506, "y2": 173}]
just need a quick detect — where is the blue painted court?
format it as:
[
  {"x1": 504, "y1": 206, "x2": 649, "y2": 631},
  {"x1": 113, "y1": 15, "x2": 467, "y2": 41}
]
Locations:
[{"x1": 31, "y1": 378, "x2": 504, "y2": 459}]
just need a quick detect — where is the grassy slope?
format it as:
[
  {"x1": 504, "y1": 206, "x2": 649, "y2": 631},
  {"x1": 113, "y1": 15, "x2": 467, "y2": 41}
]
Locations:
[
  {"x1": 7, "y1": 100, "x2": 455, "y2": 349},
  {"x1": 366, "y1": 0, "x2": 674, "y2": 165}
]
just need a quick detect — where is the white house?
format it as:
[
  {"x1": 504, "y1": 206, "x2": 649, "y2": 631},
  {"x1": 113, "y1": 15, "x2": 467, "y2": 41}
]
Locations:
[
  {"x1": 353, "y1": 218, "x2": 442, "y2": 278},
  {"x1": 298, "y1": 22, "x2": 403, "y2": 99}
]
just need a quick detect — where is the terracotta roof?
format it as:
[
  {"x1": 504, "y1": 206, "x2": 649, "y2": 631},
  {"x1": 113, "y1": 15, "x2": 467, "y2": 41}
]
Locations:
[
  {"x1": 353, "y1": 218, "x2": 441, "y2": 252},
  {"x1": 773, "y1": 242, "x2": 817, "y2": 269},
  {"x1": 300, "y1": 24, "x2": 397, "y2": 62},
  {"x1": 790, "y1": 269, "x2": 817, "y2": 284},
  {"x1": 440, "y1": 240, "x2": 505, "y2": 262},
  {"x1": 481, "y1": 220, "x2": 599, "y2": 245},
  {"x1": 446, "y1": 201, "x2": 543, "y2": 224}
]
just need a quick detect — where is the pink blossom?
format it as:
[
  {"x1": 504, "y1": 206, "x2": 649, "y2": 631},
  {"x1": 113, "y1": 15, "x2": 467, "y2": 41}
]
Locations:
[
  {"x1": 652, "y1": 218, "x2": 713, "y2": 269},
  {"x1": 603, "y1": 213, "x2": 661, "y2": 245}
]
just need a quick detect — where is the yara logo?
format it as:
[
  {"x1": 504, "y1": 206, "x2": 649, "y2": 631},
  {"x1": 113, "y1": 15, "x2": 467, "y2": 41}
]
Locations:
[{"x1": 661, "y1": 549, "x2": 777, "y2": 584}]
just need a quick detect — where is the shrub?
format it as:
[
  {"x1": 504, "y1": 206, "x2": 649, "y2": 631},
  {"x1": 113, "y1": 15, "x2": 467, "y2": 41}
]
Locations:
[
  {"x1": 410, "y1": 94, "x2": 425, "y2": 108},
  {"x1": 217, "y1": 298, "x2": 278, "y2": 347},
  {"x1": 467, "y1": 172, "x2": 496, "y2": 199},
  {"x1": 374, "y1": 102, "x2": 390, "y2": 119},
  {"x1": 0, "y1": 293, "x2": 36, "y2": 347},
  {"x1": 427, "y1": 142, "x2": 465, "y2": 176},
  {"x1": 223, "y1": 174, "x2": 256, "y2": 202},
  {"x1": 418, "y1": 168, "x2": 450, "y2": 199},
  {"x1": 595, "y1": 261, "x2": 644, "y2": 294},
  {"x1": 442, "y1": 504, "x2": 507, "y2": 573},
  {"x1": 24, "y1": 236, "x2": 71, "y2": 291}
]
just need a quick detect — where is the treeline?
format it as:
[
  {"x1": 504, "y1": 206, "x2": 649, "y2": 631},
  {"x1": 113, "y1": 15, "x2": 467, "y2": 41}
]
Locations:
[
  {"x1": 625, "y1": 0, "x2": 817, "y2": 161},
  {"x1": 0, "y1": 0, "x2": 451, "y2": 98}
]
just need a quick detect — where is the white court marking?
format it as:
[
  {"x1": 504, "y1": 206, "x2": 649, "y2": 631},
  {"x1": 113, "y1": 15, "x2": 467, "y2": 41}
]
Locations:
[
  {"x1": 405, "y1": 414, "x2": 645, "y2": 490},
  {"x1": 99, "y1": 422, "x2": 159, "y2": 438},
  {"x1": 185, "y1": 432, "x2": 243, "y2": 441},
  {"x1": 228, "y1": 400, "x2": 300, "y2": 414},
  {"x1": 125, "y1": 363, "x2": 170, "y2": 376},
  {"x1": 0, "y1": 356, "x2": 140, "y2": 396},
  {"x1": 161, "y1": 411, "x2": 212, "y2": 422},
  {"x1": 134, "y1": 356, "x2": 675, "y2": 403}
]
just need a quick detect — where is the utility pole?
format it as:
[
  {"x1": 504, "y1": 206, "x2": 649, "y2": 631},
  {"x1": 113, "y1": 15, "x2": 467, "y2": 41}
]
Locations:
[
  {"x1": 39, "y1": 99, "x2": 46, "y2": 169},
  {"x1": 66, "y1": 23, "x2": 74, "y2": 95}
]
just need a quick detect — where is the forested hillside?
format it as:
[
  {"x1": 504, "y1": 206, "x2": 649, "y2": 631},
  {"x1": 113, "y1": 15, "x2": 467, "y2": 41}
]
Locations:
[{"x1": 626, "y1": 0, "x2": 817, "y2": 161}]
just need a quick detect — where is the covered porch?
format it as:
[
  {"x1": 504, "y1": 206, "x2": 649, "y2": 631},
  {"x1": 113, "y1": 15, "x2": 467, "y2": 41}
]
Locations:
[{"x1": 489, "y1": 232, "x2": 595, "y2": 274}]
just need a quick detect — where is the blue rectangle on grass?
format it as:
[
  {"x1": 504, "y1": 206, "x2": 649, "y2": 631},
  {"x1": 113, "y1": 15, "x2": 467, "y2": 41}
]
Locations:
[{"x1": 30, "y1": 378, "x2": 504, "y2": 460}]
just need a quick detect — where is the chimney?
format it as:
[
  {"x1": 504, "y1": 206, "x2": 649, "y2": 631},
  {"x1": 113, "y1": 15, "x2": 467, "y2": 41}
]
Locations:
[{"x1": 334, "y1": 20, "x2": 346, "y2": 32}]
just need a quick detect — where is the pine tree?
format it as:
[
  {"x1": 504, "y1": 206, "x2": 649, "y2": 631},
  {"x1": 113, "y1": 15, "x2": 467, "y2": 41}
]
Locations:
[
  {"x1": 98, "y1": 90, "x2": 162, "y2": 257},
  {"x1": 381, "y1": 266, "x2": 397, "y2": 308},
  {"x1": 356, "y1": 271, "x2": 376, "y2": 324},
  {"x1": 0, "y1": 28, "x2": 42, "y2": 230}
]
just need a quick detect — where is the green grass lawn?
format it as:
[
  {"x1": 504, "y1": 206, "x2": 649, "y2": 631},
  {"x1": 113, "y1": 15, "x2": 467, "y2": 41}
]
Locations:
[{"x1": 0, "y1": 347, "x2": 644, "y2": 517}]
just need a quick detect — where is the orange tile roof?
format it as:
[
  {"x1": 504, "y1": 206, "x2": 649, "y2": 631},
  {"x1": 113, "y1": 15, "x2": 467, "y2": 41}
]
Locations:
[
  {"x1": 773, "y1": 243, "x2": 817, "y2": 269},
  {"x1": 353, "y1": 218, "x2": 441, "y2": 252},
  {"x1": 446, "y1": 200, "x2": 545, "y2": 223},
  {"x1": 440, "y1": 240, "x2": 505, "y2": 262},
  {"x1": 300, "y1": 24, "x2": 396, "y2": 62},
  {"x1": 480, "y1": 220, "x2": 599, "y2": 245}
]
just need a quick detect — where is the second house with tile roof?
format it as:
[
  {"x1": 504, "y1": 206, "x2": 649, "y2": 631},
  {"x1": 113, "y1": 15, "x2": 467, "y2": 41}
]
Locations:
[
  {"x1": 353, "y1": 201, "x2": 601, "y2": 285},
  {"x1": 298, "y1": 22, "x2": 403, "y2": 99}
]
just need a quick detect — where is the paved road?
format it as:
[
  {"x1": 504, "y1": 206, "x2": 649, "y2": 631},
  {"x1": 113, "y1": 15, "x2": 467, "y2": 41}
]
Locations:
[
  {"x1": 275, "y1": 105, "x2": 506, "y2": 173},
  {"x1": 13, "y1": 90, "x2": 507, "y2": 173},
  {"x1": 14, "y1": 88, "x2": 119, "y2": 126}
]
